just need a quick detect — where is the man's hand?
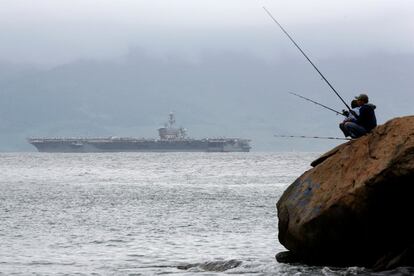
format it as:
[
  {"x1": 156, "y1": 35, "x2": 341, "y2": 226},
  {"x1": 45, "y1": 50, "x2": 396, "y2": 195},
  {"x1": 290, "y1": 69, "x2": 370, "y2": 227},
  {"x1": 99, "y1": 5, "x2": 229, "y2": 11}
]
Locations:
[{"x1": 350, "y1": 110, "x2": 358, "y2": 118}]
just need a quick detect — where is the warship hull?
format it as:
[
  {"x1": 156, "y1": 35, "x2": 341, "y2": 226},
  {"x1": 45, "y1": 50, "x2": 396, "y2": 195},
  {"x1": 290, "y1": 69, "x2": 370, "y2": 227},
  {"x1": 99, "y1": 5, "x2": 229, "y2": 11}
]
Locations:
[
  {"x1": 28, "y1": 113, "x2": 251, "y2": 153},
  {"x1": 28, "y1": 138, "x2": 251, "y2": 153}
]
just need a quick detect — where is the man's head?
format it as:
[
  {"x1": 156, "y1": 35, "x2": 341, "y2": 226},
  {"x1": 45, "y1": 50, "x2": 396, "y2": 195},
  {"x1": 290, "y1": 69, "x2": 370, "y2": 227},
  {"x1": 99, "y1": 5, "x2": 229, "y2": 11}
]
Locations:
[
  {"x1": 355, "y1": 93, "x2": 369, "y2": 106},
  {"x1": 351, "y1": 99, "x2": 359, "y2": 109}
]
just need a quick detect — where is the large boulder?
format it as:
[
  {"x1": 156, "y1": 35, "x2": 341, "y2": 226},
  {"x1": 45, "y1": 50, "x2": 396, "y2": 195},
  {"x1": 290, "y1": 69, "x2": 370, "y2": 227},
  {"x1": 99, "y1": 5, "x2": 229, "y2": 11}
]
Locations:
[{"x1": 276, "y1": 116, "x2": 414, "y2": 270}]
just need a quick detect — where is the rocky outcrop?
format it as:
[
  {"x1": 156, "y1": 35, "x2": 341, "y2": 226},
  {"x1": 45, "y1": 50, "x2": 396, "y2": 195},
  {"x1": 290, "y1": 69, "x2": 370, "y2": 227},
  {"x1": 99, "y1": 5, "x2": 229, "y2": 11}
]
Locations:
[{"x1": 276, "y1": 116, "x2": 414, "y2": 270}]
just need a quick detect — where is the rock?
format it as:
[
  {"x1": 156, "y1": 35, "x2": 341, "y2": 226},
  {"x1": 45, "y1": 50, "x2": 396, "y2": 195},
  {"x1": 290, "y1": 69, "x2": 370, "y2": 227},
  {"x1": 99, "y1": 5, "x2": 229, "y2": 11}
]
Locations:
[
  {"x1": 198, "y1": 259, "x2": 242, "y2": 272},
  {"x1": 373, "y1": 244, "x2": 414, "y2": 271},
  {"x1": 177, "y1": 259, "x2": 242, "y2": 272},
  {"x1": 275, "y1": 251, "x2": 303, "y2": 264},
  {"x1": 276, "y1": 116, "x2": 414, "y2": 269}
]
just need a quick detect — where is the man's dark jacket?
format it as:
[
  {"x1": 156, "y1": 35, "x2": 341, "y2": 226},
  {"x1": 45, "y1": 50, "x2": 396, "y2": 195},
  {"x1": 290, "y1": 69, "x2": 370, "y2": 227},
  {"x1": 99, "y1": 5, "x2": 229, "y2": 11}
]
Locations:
[{"x1": 356, "y1": 104, "x2": 377, "y2": 131}]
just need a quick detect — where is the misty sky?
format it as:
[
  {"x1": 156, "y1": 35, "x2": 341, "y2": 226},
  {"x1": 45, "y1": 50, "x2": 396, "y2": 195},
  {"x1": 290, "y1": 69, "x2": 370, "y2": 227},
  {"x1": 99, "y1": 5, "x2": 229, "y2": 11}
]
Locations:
[{"x1": 1, "y1": 0, "x2": 413, "y2": 66}]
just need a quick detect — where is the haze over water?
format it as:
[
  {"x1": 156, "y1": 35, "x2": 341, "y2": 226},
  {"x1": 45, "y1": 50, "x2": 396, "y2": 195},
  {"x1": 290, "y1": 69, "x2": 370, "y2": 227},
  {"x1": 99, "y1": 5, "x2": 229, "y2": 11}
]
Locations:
[{"x1": 1, "y1": 152, "x2": 410, "y2": 275}]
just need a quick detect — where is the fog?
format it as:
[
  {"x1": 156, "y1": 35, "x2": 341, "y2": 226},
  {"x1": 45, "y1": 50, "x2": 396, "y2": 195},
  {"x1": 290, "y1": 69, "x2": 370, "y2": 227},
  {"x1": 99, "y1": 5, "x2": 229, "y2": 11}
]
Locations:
[
  {"x1": 0, "y1": 1, "x2": 413, "y2": 151},
  {"x1": 1, "y1": 0, "x2": 413, "y2": 65}
]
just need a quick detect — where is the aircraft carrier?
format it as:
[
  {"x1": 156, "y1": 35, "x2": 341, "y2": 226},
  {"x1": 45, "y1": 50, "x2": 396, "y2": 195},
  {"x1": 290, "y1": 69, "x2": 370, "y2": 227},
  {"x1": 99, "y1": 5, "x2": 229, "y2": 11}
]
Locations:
[{"x1": 28, "y1": 113, "x2": 251, "y2": 153}]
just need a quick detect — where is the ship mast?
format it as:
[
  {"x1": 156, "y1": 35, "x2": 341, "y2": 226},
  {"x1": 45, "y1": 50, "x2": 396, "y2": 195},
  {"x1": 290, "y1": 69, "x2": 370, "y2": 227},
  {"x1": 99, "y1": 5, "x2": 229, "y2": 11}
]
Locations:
[{"x1": 169, "y1": 112, "x2": 176, "y2": 127}]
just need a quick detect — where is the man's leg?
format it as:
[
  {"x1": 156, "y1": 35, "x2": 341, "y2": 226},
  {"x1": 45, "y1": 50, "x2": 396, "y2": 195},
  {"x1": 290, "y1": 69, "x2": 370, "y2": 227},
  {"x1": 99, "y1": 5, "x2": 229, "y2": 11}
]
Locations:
[
  {"x1": 344, "y1": 122, "x2": 367, "y2": 138},
  {"x1": 339, "y1": 122, "x2": 351, "y2": 137}
]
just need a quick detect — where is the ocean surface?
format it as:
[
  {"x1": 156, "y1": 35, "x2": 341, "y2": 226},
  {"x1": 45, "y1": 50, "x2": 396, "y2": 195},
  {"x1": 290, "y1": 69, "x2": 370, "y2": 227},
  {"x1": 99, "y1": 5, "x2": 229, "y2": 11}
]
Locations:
[{"x1": 0, "y1": 153, "x2": 411, "y2": 275}]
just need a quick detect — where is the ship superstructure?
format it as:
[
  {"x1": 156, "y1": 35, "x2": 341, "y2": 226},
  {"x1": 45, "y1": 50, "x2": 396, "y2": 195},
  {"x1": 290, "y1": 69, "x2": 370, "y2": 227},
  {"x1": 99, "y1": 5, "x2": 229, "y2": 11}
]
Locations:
[{"x1": 28, "y1": 113, "x2": 251, "y2": 153}]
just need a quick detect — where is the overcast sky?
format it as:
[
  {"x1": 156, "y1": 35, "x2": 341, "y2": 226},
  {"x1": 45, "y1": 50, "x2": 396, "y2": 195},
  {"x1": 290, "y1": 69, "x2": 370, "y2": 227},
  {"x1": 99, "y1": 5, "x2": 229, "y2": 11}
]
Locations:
[{"x1": 0, "y1": 0, "x2": 413, "y2": 65}]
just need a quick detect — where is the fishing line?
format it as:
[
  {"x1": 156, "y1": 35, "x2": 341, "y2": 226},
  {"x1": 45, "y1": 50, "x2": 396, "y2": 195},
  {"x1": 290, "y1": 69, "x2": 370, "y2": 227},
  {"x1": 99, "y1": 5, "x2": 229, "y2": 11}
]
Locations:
[
  {"x1": 289, "y1": 92, "x2": 345, "y2": 116},
  {"x1": 262, "y1": 6, "x2": 352, "y2": 112}
]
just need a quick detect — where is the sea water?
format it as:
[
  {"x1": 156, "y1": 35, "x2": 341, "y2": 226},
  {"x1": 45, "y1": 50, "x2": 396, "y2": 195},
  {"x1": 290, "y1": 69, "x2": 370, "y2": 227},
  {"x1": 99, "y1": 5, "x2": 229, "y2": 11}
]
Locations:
[{"x1": 0, "y1": 153, "x2": 410, "y2": 275}]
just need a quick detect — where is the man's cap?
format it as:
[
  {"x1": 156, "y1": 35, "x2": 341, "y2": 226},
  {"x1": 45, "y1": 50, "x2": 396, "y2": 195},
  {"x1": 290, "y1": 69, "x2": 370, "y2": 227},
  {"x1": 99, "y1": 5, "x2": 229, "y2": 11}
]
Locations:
[{"x1": 355, "y1": 93, "x2": 369, "y2": 102}]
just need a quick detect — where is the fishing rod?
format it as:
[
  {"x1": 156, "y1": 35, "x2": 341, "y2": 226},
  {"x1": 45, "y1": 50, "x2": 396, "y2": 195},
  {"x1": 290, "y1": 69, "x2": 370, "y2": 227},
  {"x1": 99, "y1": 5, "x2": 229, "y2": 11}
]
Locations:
[
  {"x1": 289, "y1": 92, "x2": 345, "y2": 116},
  {"x1": 274, "y1": 134, "x2": 351, "y2": 141},
  {"x1": 262, "y1": 6, "x2": 352, "y2": 113}
]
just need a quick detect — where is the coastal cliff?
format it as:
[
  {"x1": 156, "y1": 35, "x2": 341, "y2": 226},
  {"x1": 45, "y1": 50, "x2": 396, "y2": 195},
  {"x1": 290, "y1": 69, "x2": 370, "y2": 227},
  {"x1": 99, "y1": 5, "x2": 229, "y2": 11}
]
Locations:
[{"x1": 276, "y1": 116, "x2": 414, "y2": 271}]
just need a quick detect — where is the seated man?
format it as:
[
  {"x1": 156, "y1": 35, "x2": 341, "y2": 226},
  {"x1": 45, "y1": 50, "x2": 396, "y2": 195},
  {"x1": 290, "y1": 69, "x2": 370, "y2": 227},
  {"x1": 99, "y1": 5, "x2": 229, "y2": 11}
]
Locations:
[{"x1": 339, "y1": 94, "x2": 377, "y2": 139}]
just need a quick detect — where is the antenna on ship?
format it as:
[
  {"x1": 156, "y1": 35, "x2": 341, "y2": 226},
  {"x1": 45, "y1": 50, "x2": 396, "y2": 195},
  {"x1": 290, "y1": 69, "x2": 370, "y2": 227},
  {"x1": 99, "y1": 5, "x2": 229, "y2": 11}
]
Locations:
[{"x1": 169, "y1": 112, "x2": 176, "y2": 127}]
